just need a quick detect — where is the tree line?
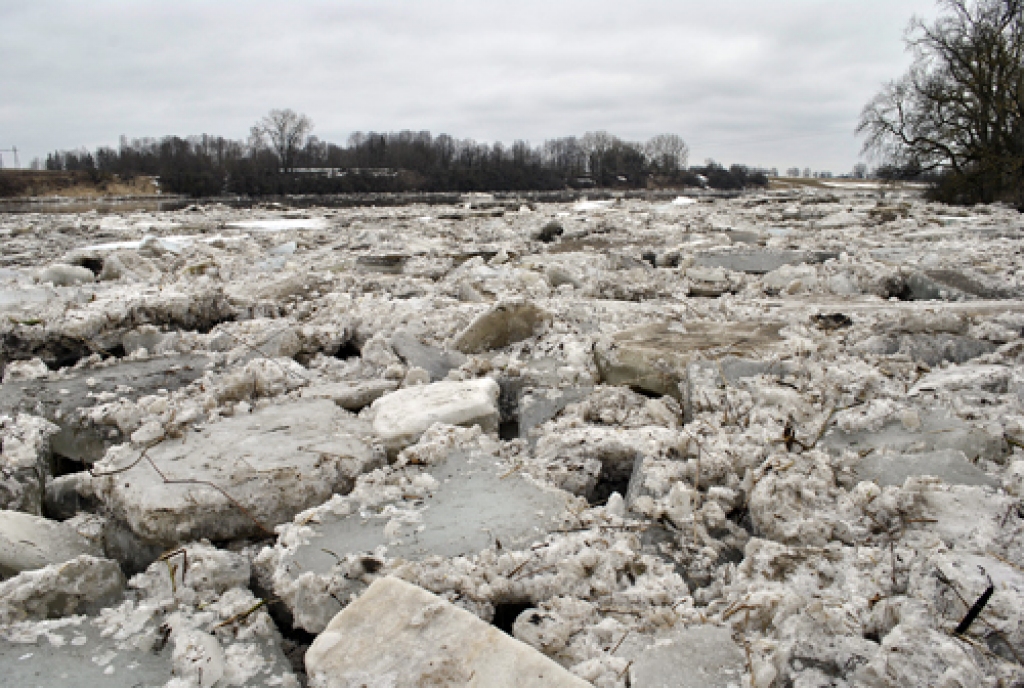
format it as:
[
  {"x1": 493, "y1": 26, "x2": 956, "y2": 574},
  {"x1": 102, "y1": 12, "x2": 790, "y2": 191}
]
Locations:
[
  {"x1": 44, "y1": 113, "x2": 768, "y2": 197},
  {"x1": 859, "y1": 0, "x2": 1023, "y2": 207}
]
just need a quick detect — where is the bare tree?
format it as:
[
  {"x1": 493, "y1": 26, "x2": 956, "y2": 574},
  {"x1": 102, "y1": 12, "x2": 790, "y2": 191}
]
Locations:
[
  {"x1": 247, "y1": 126, "x2": 266, "y2": 155},
  {"x1": 579, "y1": 131, "x2": 618, "y2": 180},
  {"x1": 579, "y1": 131, "x2": 617, "y2": 157},
  {"x1": 857, "y1": 0, "x2": 1023, "y2": 204},
  {"x1": 644, "y1": 133, "x2": 689, "y2": 173},
  {"x1": 254, "y1": 109, "x2": 314, "y2": 172}
]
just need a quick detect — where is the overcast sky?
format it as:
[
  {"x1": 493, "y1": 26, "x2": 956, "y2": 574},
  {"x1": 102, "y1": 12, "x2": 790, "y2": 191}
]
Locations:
[{"x1": 1, "y1": 0, "x2": 938, "y2": 174}]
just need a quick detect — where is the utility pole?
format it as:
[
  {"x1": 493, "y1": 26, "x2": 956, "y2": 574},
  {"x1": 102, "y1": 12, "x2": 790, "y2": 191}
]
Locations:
[{"x1": 0, "y1": 146, "x2": 20, "y2": 169}]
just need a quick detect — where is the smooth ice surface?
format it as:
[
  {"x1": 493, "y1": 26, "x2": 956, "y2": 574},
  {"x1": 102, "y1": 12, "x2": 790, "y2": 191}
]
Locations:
[
  {"x1": 856, "y1": 448, "x2": 999, "y2": 488},
  {"x1": 305, "y1": 576, "x2": 591, "y2": 688},
  {"x1": 822, "y1": 407, "x2": 1005, "y2": 465},
  {"x1": 629, "y1": 625, "x2": 746, "y2": 688},
  {"x1": 0, "y1": 619, "x2": 173, "y2": 687},
  {"x1": 291, "y1": 450, "x2": 573, "y2": 572}
]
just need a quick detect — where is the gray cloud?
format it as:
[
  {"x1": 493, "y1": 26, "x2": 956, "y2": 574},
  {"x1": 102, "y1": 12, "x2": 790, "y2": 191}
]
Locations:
[{"x1": 1, "y1": 0, "x2": 938, "y2": 173}]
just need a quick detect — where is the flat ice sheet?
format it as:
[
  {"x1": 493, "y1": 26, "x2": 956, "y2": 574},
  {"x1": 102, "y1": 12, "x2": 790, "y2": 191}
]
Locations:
[
  {"x1": 226, "y1": 218, "x2": 328, "y2": 231},
  {"x1": 80, "y1": 234, "x2": 233, "y2": 252}
]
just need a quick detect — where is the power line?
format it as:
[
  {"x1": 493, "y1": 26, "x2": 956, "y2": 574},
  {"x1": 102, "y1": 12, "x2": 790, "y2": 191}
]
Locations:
[{"x1": 0, "y1": 146, "x2": 20, "y2": 169}]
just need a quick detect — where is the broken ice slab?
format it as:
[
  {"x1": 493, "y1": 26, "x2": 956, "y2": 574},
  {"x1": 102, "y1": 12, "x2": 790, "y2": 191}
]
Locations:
[
  {"x1": 910, "y1": 364, "x2": 1011, "y2": 395},
  {"x1": 453, "y1": 301, "x2": 552, "y2": 354},
  {"x1": 452, "y1": 248, "x2": 501, "y2": 265},
  {"x1": 855, "y1": 449, "x2": 998, "y2": 488},
  {"x1": 756, "y1": 296, "x2": 1024, "y2": 322},
  {"x1": 686, "y1": 266, "x2": 736, "y2": 297},
  {"x1": 915, "y1": 483, "x2": 1019, "y2": 553},
  {"x1": 722, "y1": 229, "x2": 762, "y2": 245},
  {"x1": 0, "y1": 414, "x2": 57, "y2": 515},
  {"x1": 0, "y1": 618, "x2": 173, "y2": 688},
  {"x1": 355, "y1": 253, "x2": 409, "y2": 274},
  {"x1": 305, "y1": 576, "x2": 591, "y2": 688},
  {"x1": 573, "y1": 199, "x2": 614, "y2": 212},
  {"x1": 44, "y1": 472, "x2": 100, "y2": 521},
  {"x1": 855, "y1": 333, "x2": 996, "y2": 366},
  {"x1": 0, "y1": 268, "x2": 23, "y2": 283},
  {"x1": 301, "y1": 379, "x2": 399, "y2": 412},
  {"x1": 629, "y1": 625, "x2": 746, "y2": 688},
  {"x1": 267, "y1": 450, "x2": 576, "y2": 631},
  {"x1": 0, "y1": 555, "x2": 125, "y2": 623},
  {"x1": 691, "y1": 355, "x2": 797, "y2": 386},
  {"x1": 390, "y1": 330, "x2": 467, "y2": 382},
  {"x1": 76, "y1": 234, "x2": 232, "y2": 253},
  {"x1": 0, "y1": 579, "x2": 297, "y2": 687},
  {"x1": 545, "y1": 263, "x2": 583, "y2": 288},
  {"x1": 96, "y1": 399, "x2": 378, "y2": 548},
  {"x1": 671, "y1": 196, "x2": 698, "y2": 206},
  {"x1": 0, "y1": 285, "x2": 235, "y2": 370},
  {"x1": 595, "y1": 321, "x2": 785, "y2": 404},
  {"x1": 289, "y1": 450, "x2": 574, "y2": 573},
  {"x1": 518, "y1": 386, "x2": 594, "y2": 441},
  {"x1": 906, "y1": 269, "x2": 1021, "y2": 301},
  {"x1": 0, "y1": 286, "x2": 59, "y2": 314},
  {"x1": 933, "y1": 551, "x2": 1024, "y2": 604},
  {"x1": 37, "y1": 264, "x2": 95, "y2": 287},
  {"x1": 822, "y1": 408, "x2": 1006, "y2": 465},
  {"x1": 121, "y1": 325, "x2": 181, "y2": 355},
  {"x1": 371, "y1": 378, "x2": 500, "y2": 450},
  {"x1": 226, "y1": 218, "x2": 328, "y2": 232},
  {"x1": 0, "y1": 354, "x2": 213, "y2": 465},
  {"x1": 694, "y1": 249, "x2": 838, "y2": 275},
  {"x1": 269, "y1": 241, "x2": 298, "y2": 256},
  {"x1": 0, "y1": 510, "x2": 102, "y2": 577}
]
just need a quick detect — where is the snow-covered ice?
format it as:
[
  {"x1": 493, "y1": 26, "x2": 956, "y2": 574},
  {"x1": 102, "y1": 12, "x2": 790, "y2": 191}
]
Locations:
[{"x1": 2, "y1": 188, "x2": 1024, "y2": 686}]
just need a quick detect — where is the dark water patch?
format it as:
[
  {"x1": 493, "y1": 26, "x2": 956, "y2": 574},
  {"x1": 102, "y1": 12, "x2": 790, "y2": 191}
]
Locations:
[
  {"x1": 590, "y1": 460, "x2": 634, "y2": 507},
  {"x1": 333, "y1": 339, "x2": 362, "y2": 360},
  {"x1": 497, "y1": 378, "x2": 524, "y2": 440},
  {"x1": 491, "y1": 602, "x2": 534, "y2": 636},
  {"x1": 51, "y1": 451, "x2": 88, "y2": 478}
]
